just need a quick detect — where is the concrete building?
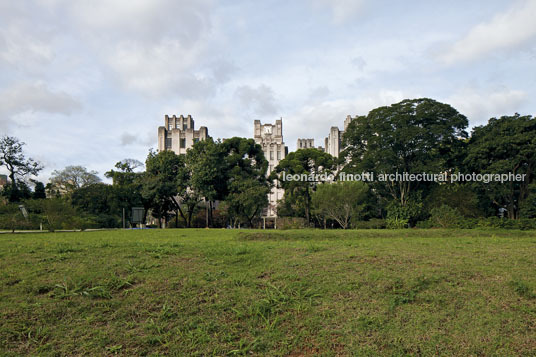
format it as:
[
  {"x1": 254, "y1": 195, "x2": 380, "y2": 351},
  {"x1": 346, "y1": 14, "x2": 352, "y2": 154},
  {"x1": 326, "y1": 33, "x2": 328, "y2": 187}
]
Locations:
[
  {"x1": 157, "y1": 115, "x2": 209, "y2": 155},
  {"x1": 297, "y1": 138, "x2": 315, "y2": 150},
  {"x1": 254, "y1": 118, "x2": 288, "y2": 217},
  {"x1": 324, "y1": 115, "x2": 355, "y2": 158}
]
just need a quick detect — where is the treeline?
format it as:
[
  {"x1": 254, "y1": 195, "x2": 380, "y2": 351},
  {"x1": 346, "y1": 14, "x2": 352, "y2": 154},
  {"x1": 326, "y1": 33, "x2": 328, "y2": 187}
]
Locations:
[
  {"x1": 273, "y1": 98, "x2": 536, "y2": 229},
  {"x1": 0, "y1": 136, "x2": 270, "y2": 230},
  {"x1": 1, "y1": 97, "x2": 535, "y2": 230}
]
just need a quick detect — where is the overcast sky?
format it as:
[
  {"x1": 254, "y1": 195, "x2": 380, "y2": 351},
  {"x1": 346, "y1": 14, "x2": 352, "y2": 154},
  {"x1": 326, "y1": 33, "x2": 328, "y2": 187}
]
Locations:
[{"x1": 1, "y1": 0, "x2": 535, "y2": 182}]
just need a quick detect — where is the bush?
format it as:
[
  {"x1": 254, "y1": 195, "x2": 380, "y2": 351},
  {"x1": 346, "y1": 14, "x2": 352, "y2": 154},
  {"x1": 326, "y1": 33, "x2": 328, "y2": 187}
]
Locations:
[
  {"x1": 386, "y1": 199, "x2": 422, "y2": 228},
  {"x1": 351, "y1": 218, "x2": 387, "y2": 229},
  {"x1": 429, "y1": 205, "x2": 464, "y2": 228},
  {"x1": 386, "y1": 217, "x2": 409, "y2": 229},
  {"x1": 277, "y1": 217, "x2": 310, "y2": 230}
]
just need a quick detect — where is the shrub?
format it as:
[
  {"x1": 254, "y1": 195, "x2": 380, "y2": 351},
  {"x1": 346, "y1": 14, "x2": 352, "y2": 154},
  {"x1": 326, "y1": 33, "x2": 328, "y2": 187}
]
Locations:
[
  {"x1": 351, "y1": 218, "x2": 387, "y2": 229},
  {"x1": 277, "y1": 217, "x2": 310, "y2": 230},
  {"x1": 429, "y1": 205, "x2": 464, "y2": 228}
]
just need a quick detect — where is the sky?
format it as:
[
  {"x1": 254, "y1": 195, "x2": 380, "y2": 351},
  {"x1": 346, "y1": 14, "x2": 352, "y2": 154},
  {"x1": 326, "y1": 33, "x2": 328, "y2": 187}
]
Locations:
[{"x1": 1, "y1": 0, "x2": 535, "y2": 182}]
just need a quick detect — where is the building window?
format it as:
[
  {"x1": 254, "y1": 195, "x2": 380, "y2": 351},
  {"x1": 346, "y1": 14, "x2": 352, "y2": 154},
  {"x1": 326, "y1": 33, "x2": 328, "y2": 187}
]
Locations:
[
  {"x1": 277, "y1": 151, "x2": 281, "y2": 160},
  {"x1": 180, "y1": 138, "x2": 186, "y2": 148},
  {"x1": 176, "y1": 121, "x2": 180, "y2": 129},
  {"x1": 193, "y1": 138, "x2": 200, "y2": 144},
  {"x1": 168, "y1": 124, "x2": 173, "y2": 130},
  {"x1": 165, "y1": 138, "x2": 172, "y2": 149},
  {"x1": 270, "y1": 151, "x2": 274, "y2": 160},
  {"x1": 183, "y1": 123, "x2": 188, "y2": 130}
]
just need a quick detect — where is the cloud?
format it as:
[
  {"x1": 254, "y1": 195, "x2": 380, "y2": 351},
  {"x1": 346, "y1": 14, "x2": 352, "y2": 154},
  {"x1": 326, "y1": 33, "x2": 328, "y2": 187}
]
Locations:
[
  {"x1": 285, "y1": 90, "x2": 406, "y2": 150},
  {"x1": 446, "y1": 87, "x2": 527, "y2": 126},
  {"x1": 0, "y1": 82, "x2": 81, "y2": 130},
  {"x1": 307, "y1": 86, "x2": 331, "y2": 102},
  {"x1": 439, "y1": 0, "x2": 536, "y2": 64},
  {"x1": 234, "y1": 84, "x2": 278, "y2": 117},
  {"x1": 351, "y1": 56, "x2": 367, "y2": 71},
  {"x1": 312, "y1": 0, "x2": 366, "y2": 24}
]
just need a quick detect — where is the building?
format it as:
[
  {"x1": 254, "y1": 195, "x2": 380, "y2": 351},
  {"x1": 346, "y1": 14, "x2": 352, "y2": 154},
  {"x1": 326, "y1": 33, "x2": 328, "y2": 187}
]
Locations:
[
  {"x1": 254, "y1": 118, "x2": 288, "y2": 217},
  {"x1": 324, "y1": 115, "x2": 354, "y2": 158},
  {"x1": 157, "y1": 115, "x2": 209, "y2": 155},
  {"x1": 297, "y1": 138, "x2": 315, "y2": 150}
]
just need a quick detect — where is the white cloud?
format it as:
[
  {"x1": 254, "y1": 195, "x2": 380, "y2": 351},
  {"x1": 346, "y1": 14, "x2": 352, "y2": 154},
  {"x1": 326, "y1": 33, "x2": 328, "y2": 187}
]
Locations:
[
  {"x1": 446, "y1": 87, "x2": 527, "y2": 126},
  {"x1": 439, "y1": 0, "x2": 536, "y2": 64},
  {"x1": 285, "y1": 90, "x2": 406, "y2": 150},
  {"x1": 235, "y1": 84, "x2": 279, "y2": 117},
  {"x1": 0, "y1": 82, "x2": 81, "y2": 130},
  {"x1": 312, "y1": 0, "x2": 366, "y2": 24}
]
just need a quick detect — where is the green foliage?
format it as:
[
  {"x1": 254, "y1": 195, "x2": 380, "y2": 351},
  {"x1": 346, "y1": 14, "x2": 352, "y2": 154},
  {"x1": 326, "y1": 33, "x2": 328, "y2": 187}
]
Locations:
[
  {"x1": 519, "y1": 183, "x2": 536, "y2": 218},
  {"x1": 221, "y1": 137, "x2": 270, "y2": 227},
  {"x1": 32, "y1": 181, "x2": 46, "y2": 199},
  {"x1": 71, "y1": 183, "x2": 143, "y2": 228},
  {"x1": 0, "y1": 136, "x2": 43, "y2": 202},
  {"x1": 351, "y1": 218, "x2": 387, "y2": 229},
  {"x1": 343, "y1": 98, "x2": 468, "y2": 206},
  {"x1": 273, "y1": 148, "x2": 336, "y2": 222},
  {"x1": 0, "y1": 204, "x2": 29, "y2": 232},
  {"x1": 424, "y1": 183, "x2": 482, "y2": 218},
  {"x1": 143, "y1": 150, "x2": 187, "y2": 227},
  {"x1": 311, "y1": 181, "x2": 368, "y2": 229},
  {"x1": 276, "y1": 217, "x2": 309, "y2": 230},
  {"x1": 464, "y1": 114, "x2": 536, "y2": 219},
  {"x1": 386, "y1": 198, "x2": 423, "y2": 228},
  {"x1": 429, "y1": 205, "x2": 464, "y2": 228}
]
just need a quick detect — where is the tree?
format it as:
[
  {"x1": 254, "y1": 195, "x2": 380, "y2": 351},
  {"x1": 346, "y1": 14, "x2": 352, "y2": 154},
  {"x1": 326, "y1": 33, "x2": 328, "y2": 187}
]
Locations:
[
  {"x1": 221, "y1": 137, "x2": 269, "y2": 227},
  {"x1": 49, "y1": 165, "x2": 101, "y2": 195},
  {"x1": 225, "y1": 177, "x2": 269, "y2": 227},
  {"x1": 142, "y1": 150, "x2": 188, "y2": 228},
  {"x1": 186, "y1": 139, "x2": 228, "y2": 227},
  {"x1": 272, "y1": 148, "x2": 336, "y2": 222},
  {"x1": 32, "y1": 181, "x2": 47, "y2": 199},
  {"x1": 105, "y1": 159, "x2": 147, "y2": 225},
  {"x1": 342, "y1": 98, "x2": 468, "y2": 207},
  {"x1": 0, "y1": 136, "x2": 43, "y2": 202},
  {"x1": 311, "y1": 181, "x2": 368, "y2": 229},
  {"x1": 464, "y1": 114, "x2": 536, "y2": 219}
]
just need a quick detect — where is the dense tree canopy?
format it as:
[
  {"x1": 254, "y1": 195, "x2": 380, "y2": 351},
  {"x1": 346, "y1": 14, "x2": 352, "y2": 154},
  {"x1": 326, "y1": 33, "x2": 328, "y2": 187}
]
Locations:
[
  {"x1": 342, "y1": 98, "x2": 468, "y2": 206},
  {"x1": 272, "y1": 148, "x2": 336, "y2": 222},
  {"x1": 464, "y1": 114, "x2": 536, "y2": 219}
]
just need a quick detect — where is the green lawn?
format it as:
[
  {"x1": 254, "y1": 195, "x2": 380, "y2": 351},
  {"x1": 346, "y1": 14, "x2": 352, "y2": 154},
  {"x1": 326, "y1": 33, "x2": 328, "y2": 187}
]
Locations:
[{"x1": 1, "y1": 229, "x2": 535, "y2": 356}]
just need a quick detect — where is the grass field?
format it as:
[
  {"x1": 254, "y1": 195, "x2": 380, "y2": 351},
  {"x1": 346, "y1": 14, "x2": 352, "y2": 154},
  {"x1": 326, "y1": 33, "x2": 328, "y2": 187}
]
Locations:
[{"x1": 1, "y1": 229, "x2": 535, "y2": 356}]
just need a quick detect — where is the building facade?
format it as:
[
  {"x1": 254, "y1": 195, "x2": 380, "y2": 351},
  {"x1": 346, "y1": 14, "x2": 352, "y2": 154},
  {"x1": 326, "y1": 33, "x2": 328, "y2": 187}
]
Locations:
[
  {"x1": 297, "y1": 138, "x2": 315, "y2": 149},
  {"x1": 254, "y1": 119, "x2": 288, "y2": 217},
  {"x1": 324, "y1": 115, "x2": 354, "y2": 158},
  {"x1": 157, "y1": 115, "x2": 209, "y2": 155}
]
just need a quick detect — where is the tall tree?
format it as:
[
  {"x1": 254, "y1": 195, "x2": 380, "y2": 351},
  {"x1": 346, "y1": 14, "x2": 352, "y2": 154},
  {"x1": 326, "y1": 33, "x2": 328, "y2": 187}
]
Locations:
[
  {"x1": 142, "y1": 150, "x2": 190, "y2": 228},
  {"x1": 49, "y1": 165, "x2": 101, "y2": 195},
  {"x1": 464, "y1": 114, "x2": 536, "y2": 219},
  {"x1": 272, "y1": 148, "x2": 336, "y2": 222},
  {"x1": 221, "y1": 137, "x2": 269, "y2": 227},
  {"x1": 311, "y1": 181, "x2": 369, "y2": 229},
  {"x1": 342, "y1": 98, "x2": 468, "y2": 206},
  {"x1": 0, "y1": 136, "x2": 43, "y2": 202},
  {"x1": 32, "y1": 181, "x2": 47, "y2": 199},
  {"x1": 186, "y1": 139, "x2": 227, "y2": 227}
]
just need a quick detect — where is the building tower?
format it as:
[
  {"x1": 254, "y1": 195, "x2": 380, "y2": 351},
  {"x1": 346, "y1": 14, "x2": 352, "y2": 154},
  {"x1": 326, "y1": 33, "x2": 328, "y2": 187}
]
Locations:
[
  {"x1": 157, "y1": 115, "x2": 209, "y2": 155},
  {"x1": 254, "y1": 118, "x2": 288, "y2": 217}
]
